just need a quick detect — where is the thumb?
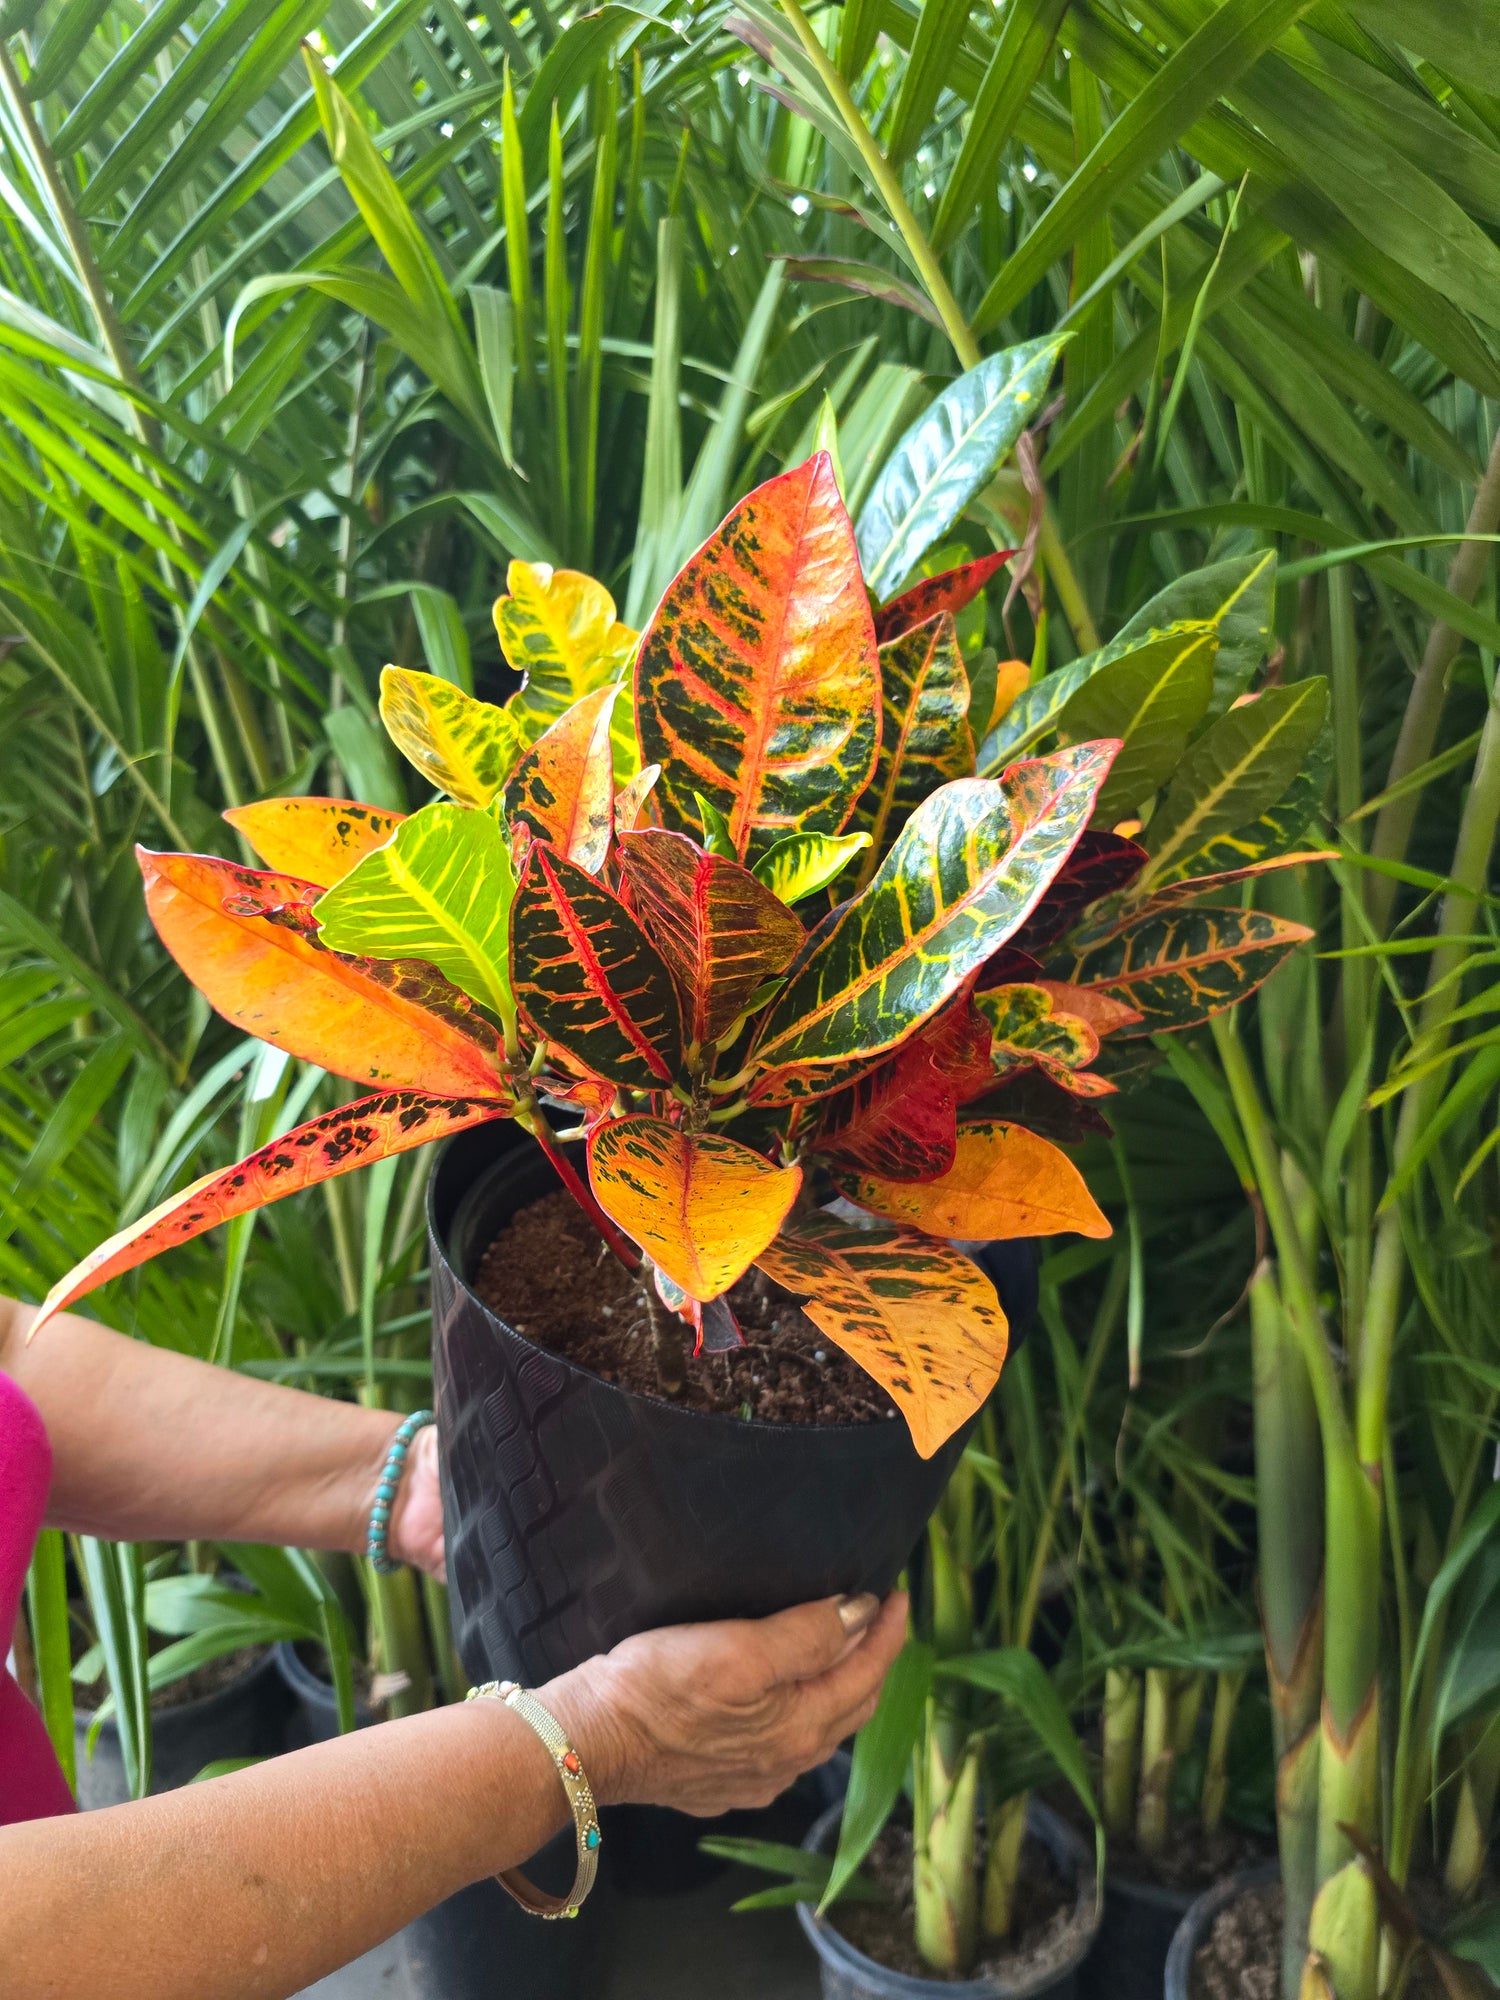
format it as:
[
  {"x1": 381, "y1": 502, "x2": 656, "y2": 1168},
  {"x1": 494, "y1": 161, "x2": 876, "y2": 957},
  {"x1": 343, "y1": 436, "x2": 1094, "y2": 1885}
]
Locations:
[{"x1": 755, "y1": 1593, "x2": 882, "y2": 1686}]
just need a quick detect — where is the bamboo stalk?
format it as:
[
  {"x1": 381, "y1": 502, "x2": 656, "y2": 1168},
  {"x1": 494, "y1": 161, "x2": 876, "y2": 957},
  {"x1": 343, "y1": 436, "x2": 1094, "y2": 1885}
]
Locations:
[
  {"x1": 982, "y1": 1788, "x2": 1029, "y2": 1940},
  {"x1": 1201, "y1": 1670, "x2": 1244, "y2": 1835},
  {"x1": 1102, "y1": 1666, "x2": 1141, "y2": 1836},
  {"x1": 914, "y1": 1732, "x2": 981, "y2": 1975},
  {"x1": 1135, "y1": 1666, "x2": 1176, "y2": 1857}
]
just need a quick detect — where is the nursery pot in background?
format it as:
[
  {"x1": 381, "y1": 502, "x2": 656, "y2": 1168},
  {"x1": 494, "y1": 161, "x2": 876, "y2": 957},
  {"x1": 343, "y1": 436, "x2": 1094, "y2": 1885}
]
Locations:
[
  {"x1": 1163, "y1": 1863, "x2": 1281, "y2": 2000},
  {"x1": 428, "y1": 1121, "x2": 983, "y2": 1688},
  {"x1": 74, "y1": 1644, "x2": 289, "y2": 1809},
  {"x1": 796, "y1": 1800, "x2": 1099, "y2": 2000},
  {"x1": 1077, "y1": 1874, "x2": 1194, "y2": 2000}
]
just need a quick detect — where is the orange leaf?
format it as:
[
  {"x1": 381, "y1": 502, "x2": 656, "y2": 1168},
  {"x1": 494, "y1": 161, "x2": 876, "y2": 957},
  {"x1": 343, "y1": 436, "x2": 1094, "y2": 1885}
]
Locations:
[
  {"x1": 587, "y1": 1116, "x2": 802, "y2": 1301},
  {"x1": 223, "y1": 798, "x2": 404, "y2": 887},
  {"x1": 1033, "y1": 980, "x2": 1142, "y2": 1038},
  {"x1": 139, "y1": 849, "x2": 507, "y2": 1097},
  {"x1": 756, "y1": 1215, "x2": 1009, "y2": 1457},
  {"x1": 502, "y1": 684, "x2": 617, "y2": 872},
  {"x1": 840, "y1": 1121, "x2": 1111, "y2": 1240},
  {"x1": 30, "y1": 1092, "x2": 504, "y2": 1337}
]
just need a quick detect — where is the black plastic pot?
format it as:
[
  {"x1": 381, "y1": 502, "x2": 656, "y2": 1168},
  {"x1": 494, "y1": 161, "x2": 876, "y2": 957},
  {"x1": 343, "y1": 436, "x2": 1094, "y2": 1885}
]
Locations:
[
  {"x1": 74, "y1": 1645, "x2": 290, "y2": 1809},
  {"x1": 273, "y1": 1639, "x2": 376, "y2": 1745},
  {"x1": 1077, "y1": 1873, "x2": 1195, "y2": 2000},
  {"x1": 428, "y1": 1121, "x2": 986, "y2": 1687},
  {"x1": 796, "y1": 1799, "x2": 1099, "y2": 1999},
  {"x1": 1163, "y1": 1863, "x2": 1280, "y2": 2000}
]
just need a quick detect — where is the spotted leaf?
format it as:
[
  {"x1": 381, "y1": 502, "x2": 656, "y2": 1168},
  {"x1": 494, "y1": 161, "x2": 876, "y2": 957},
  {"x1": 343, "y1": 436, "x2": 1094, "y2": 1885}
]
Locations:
[
  {"x1": 138, "y1": 849, "x2": 507, "y2": 1096},
  {"x1": 616, "y1": 828, "x2": 804, "y2": 1047},
  {"x1": 751, "y1": 830, "x2": 871, "y2": 906},
  {"x1": 31, "y1": 1092, "x2": 505, "y2": 1337},
  {"x1": 817, "y1": 993, "x2": 993, "y2": 1181},
  {"x1": 974, "y1": 984, "x2": 1111, "y2": 1098},
  {"x1": 511, "y1": 845, "x2": 682, "y2": 1086},
  {"x1": 756, "y1": 1215, "x2": 1010, "y2": 1458},
  {"x1": 634, "y1": 453, "x2": 880, "y2": 859},
  {"x1": 753, "y1": 745, "x2": 1116, "y2": 1071},
  {"x1": 839, "y1": 1120, "x2": 1111, "y2": 1241},
  {"x1": 588, "y1": 1117, "x2": 801, "y2": 1302},
  {"x1": 1050, "y1": 904, "x2": 1316, "y2": 1035},
  {"x1": 502, "y1": 684, "x2": 617, "y2": 873},
  {"x1": 222, "y1": 798, "x2": 403, "y2": 888},
  {"x1": 494, "y1": 561, "x2": 637, "y2": 738},
  {"x1": 379, "y1": 666, "x2": 526, "y2": 807},
  {"x1": 853, "y1": 613, "x2": 973, "y2": 888},
  {"x1": 873, "y1": 551, "x2": 1012, "y2": 645}
]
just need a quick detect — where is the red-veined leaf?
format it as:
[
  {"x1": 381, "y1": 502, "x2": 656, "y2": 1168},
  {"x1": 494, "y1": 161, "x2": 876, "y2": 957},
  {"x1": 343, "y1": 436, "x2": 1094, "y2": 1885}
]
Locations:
[
  {"x1": 753, "y1": 746, "x2": 1116, "y2": 1071},
  {"x1": 139, "y1": 850, "x2": 507, "y2": 1096},
  {"x1": 634, "y1": 452, "x2": 880, "y2": 859},
  {"x1": 222, "y1": 798, "x2": 403, "y2": 887},
  {"x1": 873, "y1": 551, "x2": 1013, "y2": 645},
  {"x1": 502, "y1": 684, "x2": 618, "y2": 873},
  {"x1": 30, "y1": 1093, "x2": 506, "y2": 1336},
  {"x1": 588, "y1": 1116, "x2": 802, "y2": 1302},
  {"x1": 1007, "y1": 829, "x2": 1149, "y2": 955},
  {"x1": 839, "y1": 1121, "x2": 1111, "y2": 1240},
  {"x1": 756, "y1": 1215, "x2": 1009, "y2": 1457},
  {"x1": 852, "y1": 612, "x2": 973, "y2": 888},
  {"x1": 817, "y1": 992, "x2": 993, "y2": 1181},
  {"x1": 616, "y1": 828, "x2": 804, "y2": 1048},
  {"x1": 1051, "y1": 906, "x2": 1316, "y2": 1035},
  {"x1": 511, "y1": 845, "x2": 682, "y2": 1086}
]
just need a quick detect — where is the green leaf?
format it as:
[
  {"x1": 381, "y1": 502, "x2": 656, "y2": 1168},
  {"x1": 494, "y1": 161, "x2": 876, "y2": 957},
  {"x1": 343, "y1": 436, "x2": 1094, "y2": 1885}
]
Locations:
[
  {"x1": 980, "y1": 621, "x2": 1213, "y2": 771},
  {"x1": 1155, "y1": 719, "x2": 1333, "y2": 884},
  {"x1": 25, "y1": 1530, "x2": 74, "y2": 1790},
  {"x1": 755, "y1": 746, "x2": 1114, "y2": 1069},
  {"x1": 937, "y1": 1648, "x2": 1099, "y2": 1821},
  {"x1": 820, "y1": 1639, "x2": 934, "y2": 1911},
  {"x1": 931, "y1": 0, "x2": 1071, "y2": 253},
  {"x1": 752, "y1": 830, "x2": 872, "y2": 905},
  {"x1": 1141, "y1": 678, "x2": 1330, "y2": 887},
  {"x1": 852, "y1": 613, "x2": 974, "y2": 883},
  {"x1": 409, "y1": 584, "x2": 472, "y2": 696},
  {"x1": 471, "y1": 284, "x2": 516, "y2": 469},
  {"x1": 695, "y1": 792, "x2": 736, "y2": 859},
  {"x1": 1055, "y1": 624, "x2": 1217, "y2": 823},
  {"x1": 856, "y1": 336, "x2": 1068, "y2": 599},
  {"x1": 1054, "y1": 905, "x2": 1316, "y2": 1034},
  {"x1": 1113, "y1": 552, "x2": 1276, "y2": 721},
  {"x1": 314, "y1": 803, "x2": 518, "y2": 1037}
]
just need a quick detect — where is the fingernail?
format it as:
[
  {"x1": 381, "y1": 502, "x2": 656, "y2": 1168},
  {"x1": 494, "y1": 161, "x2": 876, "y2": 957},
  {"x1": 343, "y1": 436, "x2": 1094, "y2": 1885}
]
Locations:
[{"x1": 837, "y1": 1593, "x2": 879, "y2": 1635}]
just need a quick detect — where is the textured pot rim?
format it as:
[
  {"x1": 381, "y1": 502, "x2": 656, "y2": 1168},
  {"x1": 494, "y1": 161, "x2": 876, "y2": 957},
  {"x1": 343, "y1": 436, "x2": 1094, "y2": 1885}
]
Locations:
[
  {"x1": 1162, "y1": 1860, "x2": 1281, "y2": 2000},
  {"x1": 271, "y1": 1638, "x2": 377, "y2": 1724},
  {"x1": 794, "y1": 1797, "x2": 1100, "y2": 1998},
  {"x1": 428, "y1": 1129, "x2": 930, "y2": 1452},
  {"x1": 74, "y1": 1638, "x2": 280, "y2": 1733}
]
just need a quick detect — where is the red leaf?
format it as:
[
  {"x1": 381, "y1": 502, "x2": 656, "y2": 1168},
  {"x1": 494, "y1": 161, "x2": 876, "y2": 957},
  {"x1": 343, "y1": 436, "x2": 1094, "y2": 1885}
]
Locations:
[
  {"x1": 1008, "y1": 830, "x2": 1149, "y2": 954},
  {"x1": 818, "y1": 991, "x2": 993, "y2": 1180},
  {"x1": 873, "y1": 551, "x2": 1013, "y2": 645}
]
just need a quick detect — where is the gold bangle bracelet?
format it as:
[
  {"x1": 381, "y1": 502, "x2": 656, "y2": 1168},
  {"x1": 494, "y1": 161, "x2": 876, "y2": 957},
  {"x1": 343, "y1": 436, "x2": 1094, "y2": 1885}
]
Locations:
[{"x1": 466, "y1": 1680, "x2": 602, "y2": 1918}]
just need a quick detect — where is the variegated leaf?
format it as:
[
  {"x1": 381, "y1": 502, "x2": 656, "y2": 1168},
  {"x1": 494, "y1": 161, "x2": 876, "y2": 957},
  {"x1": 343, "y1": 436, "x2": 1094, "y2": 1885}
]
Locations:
[
  {"x1": 753, "y1": 745, "x2": 1116, "y2": 1071},
  {"x1": 839, "y1": 1120, "x2": 1111, "y2": 1241},
  {"x1": 974, "y1": 984, "x2": 1111, "y2": 1098},
  {"x1": 616, "y1": 828, "x2": 804, "y2": 1047},
  {"x1": 634, "y1": 453, "x2": 880, "y2": 858},
  {"x1": 751, "y1": 830, "x2": 871, "y2": 906},
  {"x1": 379, "y1": 666, "x2": 527, "y2": 807},
  {"x1": 502, "y1": 684, "x2": 617, "y2": 872},
  {"x1": 872, "y1": 550, "x2": 1012, "y2": 644},
  {"x1": 31, "y1": 1092, "x2": 505, "y2": 1336},
  {"x1": 979, "y1": 621, "x2": 1214, "y2": 772},
  {"x1": 971, "y1": 657, "x2": 1031, "y2": 743},
  {"x1": 222, "y1": 798, "x2": 403, "y2": 888},
  {"x1": 615, "y1": 764, "x2": 661, "y2": 836},
  {"x1": 653, "y1": 1265, "x2": 745, "y2": 1355},
  {"x1": 494, "y1": 560, "x2": 637, "y2": 737},
  {"x1": 1055, "y1": 624, "x2": 1217, "y2": 824},
  {"x1": 1052, "y1": 905, "x2": 1316, "y2": 1034},
  {"x1": 853, "y1": 612, "x2": 974, "y2": 888},
  {"x1": 511, "y1": 845, "x2": 682, "y2": 1086},
  {"x1": 1112, "y1": 551, "x2": 1275, "y2": 722},
  {"x1": 312, "y1": 803, "x2": 517, "y2": 1033},
  {"x1": 588, "y1": 1117, "x2": 801, "y2": 1301},
  {"x1": 1092, "y1": 850, "x2": 1335, "y2": 935},
  {"x1": 1033, "y1": 980, "x2": 1141, "y2": 1038},
  {"x1": 756, "y1": 1215, "x2": 1010, "y2": 1458},
  {"x1": 1152, "y1": 720, "x2": 1333, "y2": 884},
  {"x1": 139, "y1": 849, "x2": 507, "y2": 1096},
  {"x1": 1007, "y1": 830, "x2": 1149, "y2": 955},
  {"x1": 817, "y1": 994, "x2": 993, "y2": 1182}
]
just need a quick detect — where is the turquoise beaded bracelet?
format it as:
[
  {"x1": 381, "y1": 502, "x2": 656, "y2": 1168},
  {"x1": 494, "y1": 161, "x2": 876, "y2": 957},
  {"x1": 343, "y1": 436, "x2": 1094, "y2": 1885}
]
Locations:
[{"x1": 367, "y1": 1409, "x2": 434, "y2": 1574}]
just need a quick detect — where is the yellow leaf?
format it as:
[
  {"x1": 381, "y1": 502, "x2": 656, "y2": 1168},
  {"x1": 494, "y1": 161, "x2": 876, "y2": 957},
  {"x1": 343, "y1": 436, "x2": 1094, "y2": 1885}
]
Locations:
[
  {"x1": 379, "y1": 667, "x2": 525, "y2": 807},
  {"x1": 494, "y1": 561, "x2": 637, "y2": 737},
  {"x1": 222, "y1": 797, "x2": 403, "y2": 887},
  {"x1": 841, "y1": 1122, "x2": 1111, "y2": 1240}
]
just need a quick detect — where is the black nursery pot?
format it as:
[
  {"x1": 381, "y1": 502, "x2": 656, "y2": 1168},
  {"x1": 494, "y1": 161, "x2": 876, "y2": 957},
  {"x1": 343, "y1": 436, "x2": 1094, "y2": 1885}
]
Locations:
[
  {"x1": 74, "y1": 1645, "x2": 289, "y2": 1809},
  {"x1": 428, "y1": 1119, "x2": 982, "y2": 1688},
  {"x1": 1162, "y1": 1863, "x2": 1280, "y2": 2000},
  {"x1": 1077, "y1": 1875, "x2": 1195, "y2": 2000}
]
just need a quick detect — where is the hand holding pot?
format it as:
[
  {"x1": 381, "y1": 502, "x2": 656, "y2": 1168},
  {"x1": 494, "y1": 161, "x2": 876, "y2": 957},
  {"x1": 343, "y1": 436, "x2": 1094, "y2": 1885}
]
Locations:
[{"x1": 543, "y1": 1590, "x2": 907, "y2": 1815}]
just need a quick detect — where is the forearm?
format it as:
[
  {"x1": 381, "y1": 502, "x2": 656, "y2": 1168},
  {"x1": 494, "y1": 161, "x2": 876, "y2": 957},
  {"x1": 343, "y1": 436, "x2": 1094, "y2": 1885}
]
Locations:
[
  {"x1": 0, "y1": 1297, "x2": 396, "y2": 1553},
  {"x1": 0, "y1": 1698, "x2": 569, "y2": 2000}
]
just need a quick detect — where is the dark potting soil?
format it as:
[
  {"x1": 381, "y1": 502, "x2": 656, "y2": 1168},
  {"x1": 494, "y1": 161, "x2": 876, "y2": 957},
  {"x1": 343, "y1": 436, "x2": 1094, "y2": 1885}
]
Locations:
[
  {"x1": 76, "y1": 1643, "x2": 267, "y2": 1714},
  {"x1": 474, "y1": 1190, "x2": 899, "y2": 1428},
  {"x1": 829, "y1": 1823, "x2": 1089, "y2": 1986},
  {"x1": 1051, "y1": 1784, "x2": 1271, "y2": 1894},
  {"x1": 1188, "y1": 1880, "x2": 1281, "y2": 2000}
]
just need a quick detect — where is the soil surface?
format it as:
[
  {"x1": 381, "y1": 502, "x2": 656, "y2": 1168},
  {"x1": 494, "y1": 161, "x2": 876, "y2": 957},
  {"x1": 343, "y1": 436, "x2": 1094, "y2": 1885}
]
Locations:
[
  {"x1": 474, "y1": 1190, "x2": 898, "y2": 1427},
  {"x1": 828, "y1": 1823, "x2": 1090, "y2": 1985},
  {"x1": 1189, "y1": 1881, "x2": 1281, "y2": 2000},
  {"x1": 75, "y1": 1643, "x2": 267, "y2": 1714},
  {"x1": 1052, "y1": 1784, "x2": 1271, "y2": 1894}
]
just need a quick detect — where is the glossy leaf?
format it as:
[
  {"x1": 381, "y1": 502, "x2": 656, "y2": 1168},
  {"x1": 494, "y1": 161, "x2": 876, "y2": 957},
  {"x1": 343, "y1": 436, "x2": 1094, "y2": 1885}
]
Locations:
[
  {"x1": 502, "y1": 684, "x2": 617, "y2": 873},
  {"x1": 974, "y1": 984, "x2": 1111, "y2": 1097},
  {"x1": 32, "y1": 1092, "x2": 505, "y2": 1336},
  {"x1": 1053, "y1": 906, "x2": 1317, "y2": 1034},
  {"x1": 756, "y1": 1214, "x2": 1010, "y2": 1457},
  {"x1": 1112, "y1": 551, "x2": 1276, "y2": 720},
  {"x1": 379, "y1": 666, "x2": 527, "y2": 809},
  {"x1": 839, "y1": 1120, "x2": 1111, "y2": 1242},
  {"x1": 965, "y1": 1070, "x2": 1115, "y2": 1147},
  {"x1": 855, "y1": 336, "x2": 1067, "y2": 598},
  {"x1": 1141, "y1": 679, "x2": 1330, "y2": 888},
  {"x1": 1008, "y1": 830, "x2": 1149, "y2": 954},
  {"x1": 222, "y1": 798, "x2": 403, "y2": 889},
  {"x1": 139, "y1": 850, "x2": 507, "y2": 1097},
  {"x1": 1097, "y1": 851, "x2": 1336, "y2": 932},
  {"x1": 818, "y1": 994, "x2": 993, "y2": 1181},
  {"x1": 972, "y1": 658, "x2": 1032, "y2": 744},
  {"x1": 1054, "y1": 624, "x2": 1217, "y2": 823},
  {"x1": 853, "y1": 613, "x2": 974, "y2": 884},
  {"x1": 616, "y1": 828, "x2": 804, "y2": 1047},
  {"x1": 588, "y1": 1116, "x2": 802, "y2": 1302},
  {"x1": 751, "y1": 830, "x2": 871, "y2": 905},
  {"x1": 615, "y1": 765, "x2": 661, "y2": 836},
  {"x1": 872, "y1": 551, "x2": 1012, "y2": 644},
  {"x1": 982, "y1": 621, "x2": 1215, "y2": 771},
  {"x1": 1033, "y1": 980, "x2": 1141, "y2": 1038},
  {"x1": 312, "y1": 803, "x2": 517, "y2": 1031},
  {"x1": 511, "y1": 845, "x2": 682, "y2": 1086},
  {"x1": 494, "y1": 560, "x2": 637, "y2": 738},
  {"x1": 754, "y1": 746, "x2": 1115, "y2": 1070},
  {"x1": 1154, "y1": 721, "x2": 1334, "y2": 884},
  {"x1": 634, "y1": 453, "x2": 880, "y2": 858}
]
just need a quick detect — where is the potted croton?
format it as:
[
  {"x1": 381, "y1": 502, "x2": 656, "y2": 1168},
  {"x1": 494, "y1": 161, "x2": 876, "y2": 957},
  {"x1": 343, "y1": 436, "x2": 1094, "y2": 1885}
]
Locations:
[{"x1": 36, "y1": 447, "x2": 1316, "y2": 1691}]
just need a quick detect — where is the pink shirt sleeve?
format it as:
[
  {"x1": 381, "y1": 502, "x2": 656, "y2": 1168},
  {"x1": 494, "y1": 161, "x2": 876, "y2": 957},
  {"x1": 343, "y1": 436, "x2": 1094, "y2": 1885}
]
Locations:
[{"x1": 0, "y1": 1370, "x2": 77, "y2": 1823}]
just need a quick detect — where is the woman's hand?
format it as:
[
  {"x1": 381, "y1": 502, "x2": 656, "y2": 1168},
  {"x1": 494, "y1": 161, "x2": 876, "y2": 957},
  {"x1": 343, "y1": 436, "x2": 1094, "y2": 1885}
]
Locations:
[
  {"x1": 384, "y1": 1423, "x2": 445, "y2": 1581},
  {"x1": 541, "y1": 1591, "x2": 907, "y2": 1815}
]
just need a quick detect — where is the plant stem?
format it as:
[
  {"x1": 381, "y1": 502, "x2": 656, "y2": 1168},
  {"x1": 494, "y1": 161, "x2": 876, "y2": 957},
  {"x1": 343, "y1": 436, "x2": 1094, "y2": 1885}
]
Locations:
[
  {"x1": 1101, "y1": 1666, "x2": 1141, "y2": 1835},
  {"x1": 982, "y1": 1788, "x2": 1028, "y2": 1940},
  {"x1": 914, "y1": 1732, "x2": 981, "y2": 1974},
  {"x1": 1135, "y1": 1666, "x2": 1176, "y2": 1857},
  {"x1": 642, "y1": 1277, "x2": 685, "y2": 1397},
  {"x1": 1201, "y1": 1670, "x2": 1244, "y2": 1834},
  {"x1": 518, "y1": 1102, "x2": 641, "y2": 1274}
]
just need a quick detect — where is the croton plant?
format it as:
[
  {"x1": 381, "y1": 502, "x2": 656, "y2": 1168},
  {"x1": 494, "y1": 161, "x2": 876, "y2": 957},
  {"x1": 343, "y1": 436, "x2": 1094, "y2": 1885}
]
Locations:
[{"x1": 36, "y1": 451, "x2": 1326, "y2": 1458}]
